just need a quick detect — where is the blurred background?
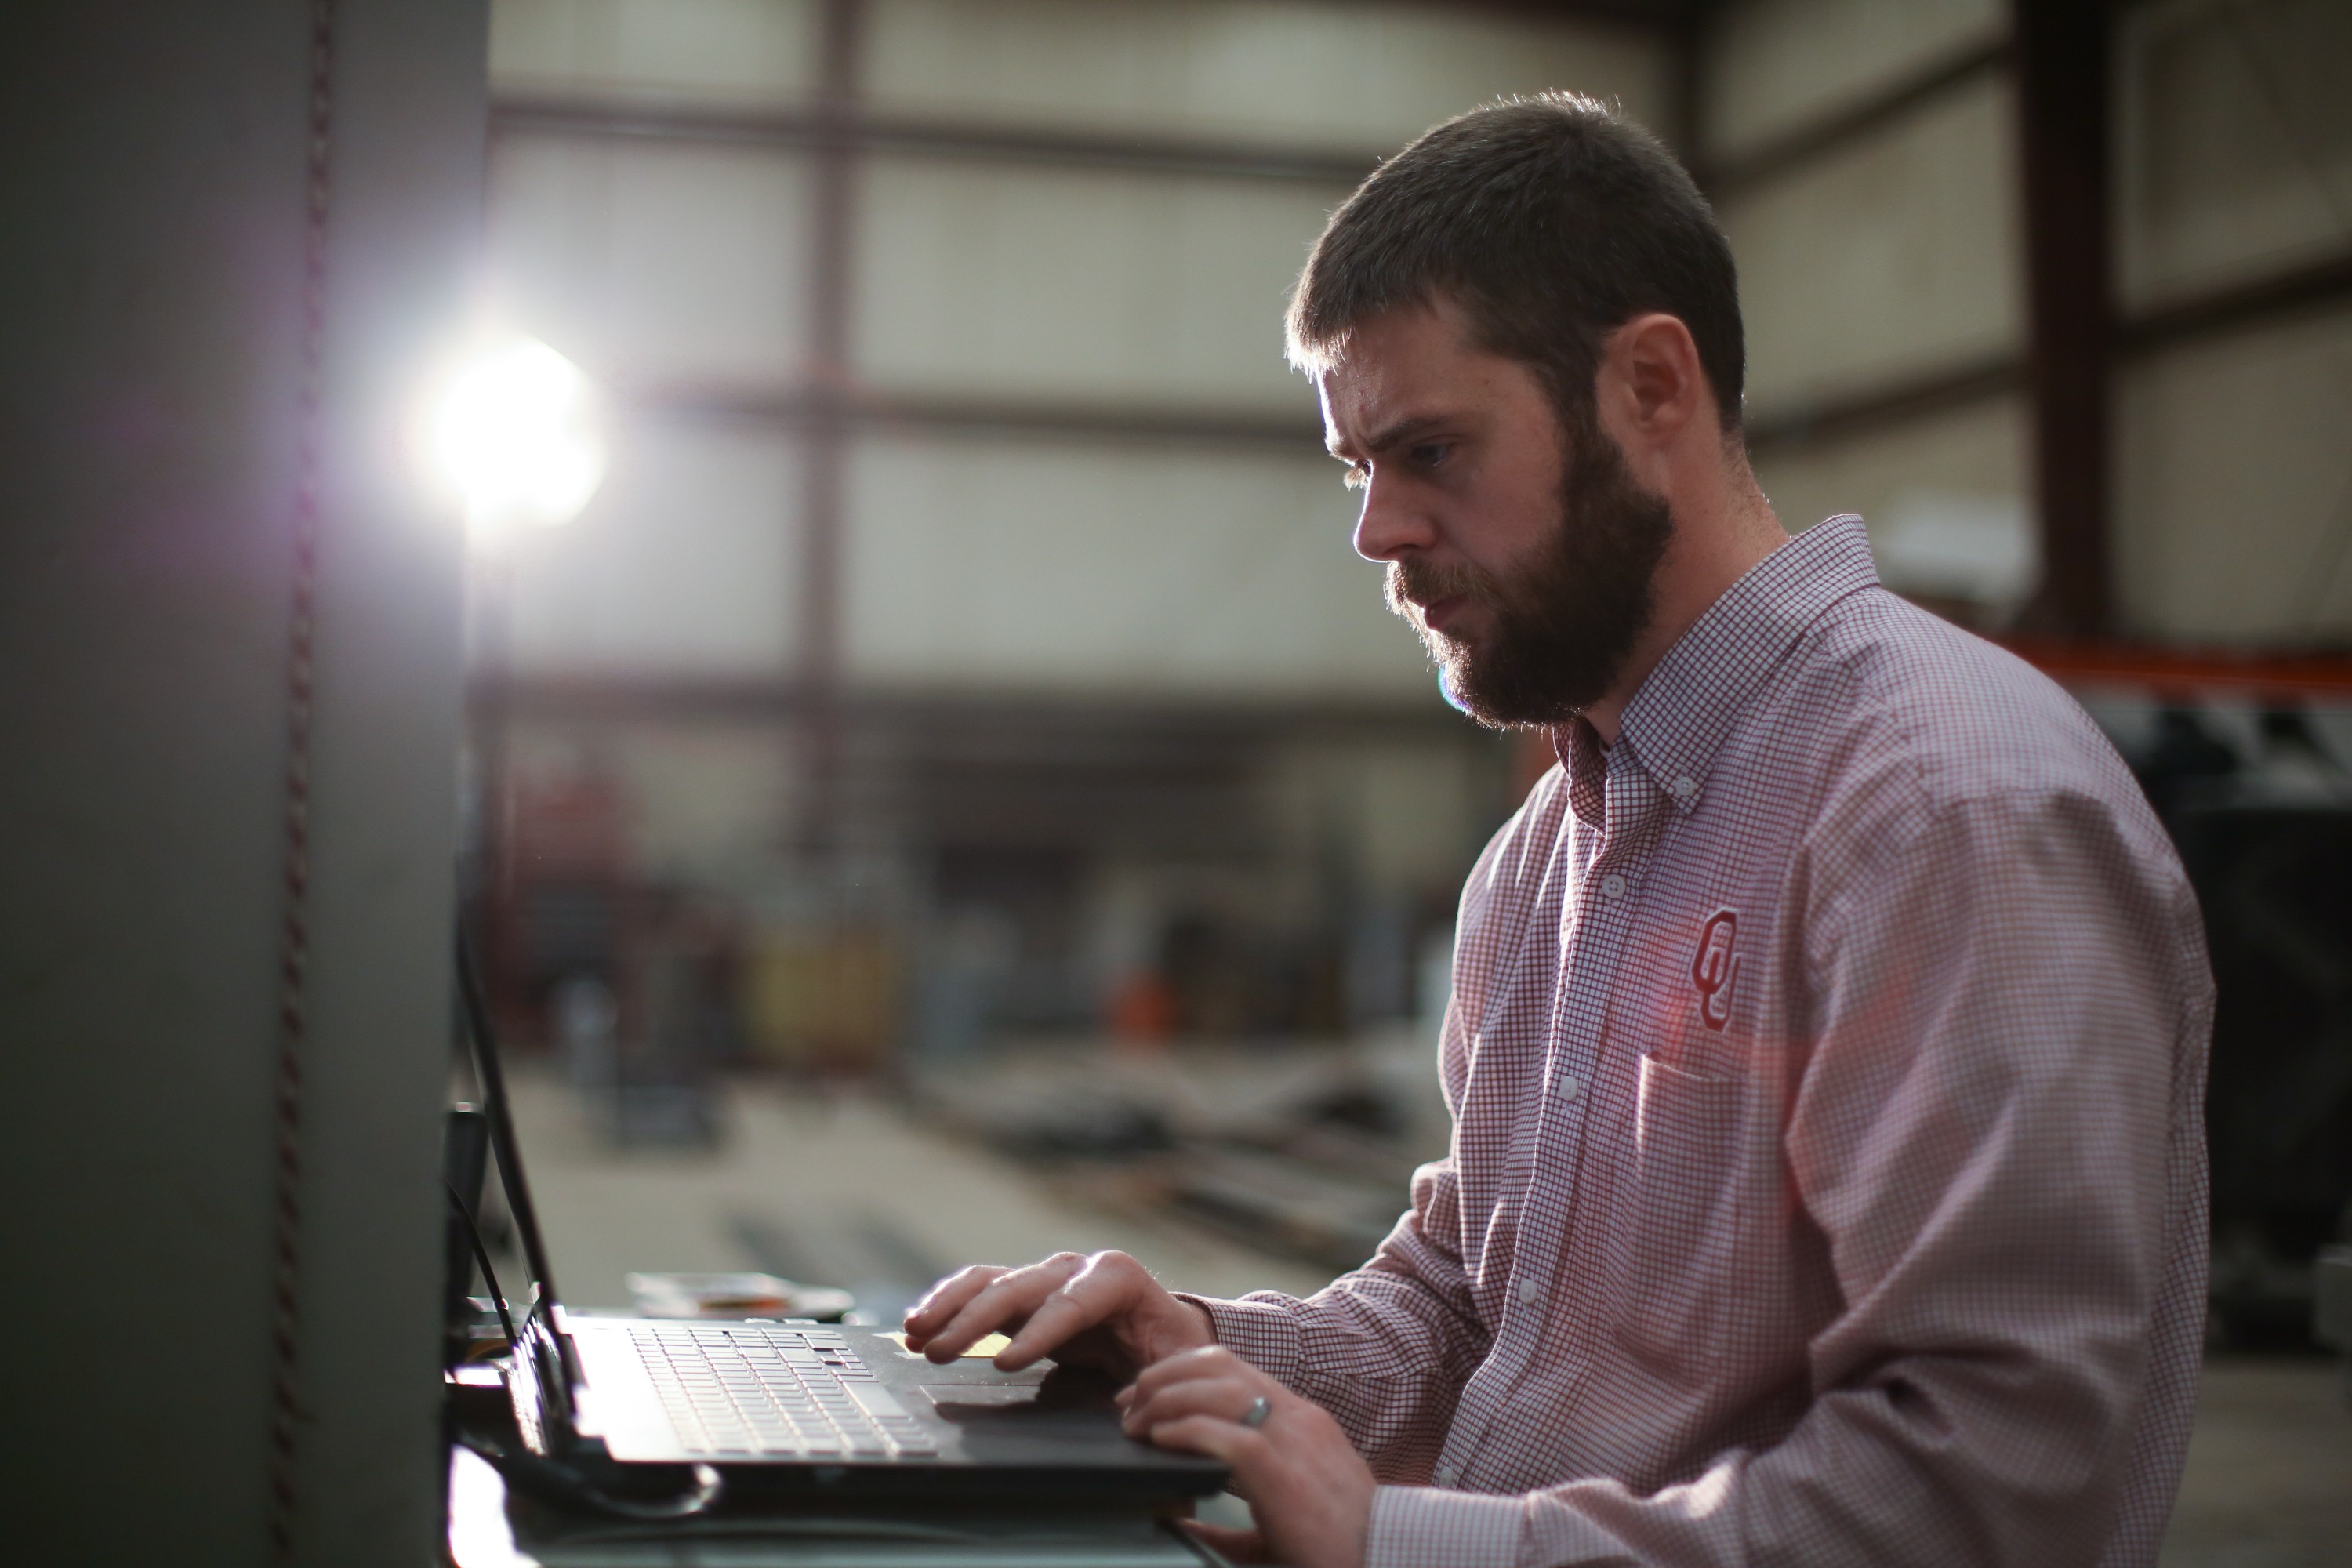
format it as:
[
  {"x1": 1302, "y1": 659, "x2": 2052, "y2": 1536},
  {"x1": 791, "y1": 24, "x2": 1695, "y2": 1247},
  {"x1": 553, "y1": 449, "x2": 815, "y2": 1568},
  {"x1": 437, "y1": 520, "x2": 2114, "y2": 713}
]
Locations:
[{"x1": 448, "y1": 2, "x2": 2352, "y2": 1558}]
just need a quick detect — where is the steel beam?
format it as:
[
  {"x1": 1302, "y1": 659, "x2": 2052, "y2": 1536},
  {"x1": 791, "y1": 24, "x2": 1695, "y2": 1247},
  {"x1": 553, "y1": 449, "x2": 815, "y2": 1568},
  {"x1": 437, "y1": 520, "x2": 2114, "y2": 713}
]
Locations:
[
  {"x1": 1742, "y1": 353, "x2": 2020, "y2": 453},
  {"x1": 623, "y1": 241, "x2": 2352, "y2": 463},
  {"x1": 489, "y1": 93, "x2": 1377, "y2": 185},
  {"x1": 1700, "y1": 34, "x2": 2009, "y2": 198},
  {"x1": 620, "y1": 379, "x2": 1324, "y2": 452},
  {"x1": 469, "y1": 670, "x2": 1475, "y2": 739},
  {"x1": 796, "y1": 0, "x2": 860, "y2": 853},
  {"x1": 2000, "y1": 637, "x2": 2352, "y2": 700},
  {"x1": 1744, "y1": 244, "x2": 2352, "y2": 452},
  {"x1": 2122, "y1": 247, "x2": 2352, "y2": 355},
  {"x1": 2012, "y1": 0, "x2": 2113, "y2": 637}
]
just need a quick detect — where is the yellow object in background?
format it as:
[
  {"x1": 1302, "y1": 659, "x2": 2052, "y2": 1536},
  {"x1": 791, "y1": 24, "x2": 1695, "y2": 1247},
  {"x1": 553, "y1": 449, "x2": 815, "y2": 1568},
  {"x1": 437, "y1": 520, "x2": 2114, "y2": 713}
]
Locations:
[
  {"x1": 882, "y1": 1331, "x2": 1011, "y2": 1358},
  {"x1": 744, "y1": 926, "x2": 900, "y2": 1071}
]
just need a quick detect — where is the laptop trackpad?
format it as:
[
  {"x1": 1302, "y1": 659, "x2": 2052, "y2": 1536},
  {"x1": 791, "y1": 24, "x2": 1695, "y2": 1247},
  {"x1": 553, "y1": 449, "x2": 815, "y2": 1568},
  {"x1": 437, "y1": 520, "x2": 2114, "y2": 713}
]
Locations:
[
  {"x1": 920, "y1": 1370, "x2": 1116, "y2": 1422},
  {"x1": 920, "y1": 1384, "x2": 1047, "y2": 1418}
]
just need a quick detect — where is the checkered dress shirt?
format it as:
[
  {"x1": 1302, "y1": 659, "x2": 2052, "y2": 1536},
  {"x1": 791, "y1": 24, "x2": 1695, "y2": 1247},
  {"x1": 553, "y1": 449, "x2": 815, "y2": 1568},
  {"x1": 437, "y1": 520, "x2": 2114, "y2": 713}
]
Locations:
[{"x1": 1187, "y1": 517, "x2": 2212, "y2": 1567}]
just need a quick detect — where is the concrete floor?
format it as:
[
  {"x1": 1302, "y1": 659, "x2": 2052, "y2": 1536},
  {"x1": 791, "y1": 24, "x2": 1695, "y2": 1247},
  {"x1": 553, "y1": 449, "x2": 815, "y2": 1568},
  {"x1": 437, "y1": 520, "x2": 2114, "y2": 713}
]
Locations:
[
  {"x1": 507, "y1": 1066, "x2": 1331, "y2": 1321},
  {"x1": 2162, "y1": 1359, "x2": 2352, "y2": 1567},
  {"x1": 508, "y1": 1069, "x2": 2351, "y2": 1562}
]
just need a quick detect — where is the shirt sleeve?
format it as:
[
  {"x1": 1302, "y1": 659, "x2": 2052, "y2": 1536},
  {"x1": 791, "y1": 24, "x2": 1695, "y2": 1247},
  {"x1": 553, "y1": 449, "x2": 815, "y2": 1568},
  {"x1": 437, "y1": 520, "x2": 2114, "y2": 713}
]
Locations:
[
  {"x1": 1170, "y1": 792, "x2": 1553, "y2": 1483},
  {"x1": 1178, "y1": 1145, "x2": 1494, "y2": 1483},
  {"x1": 1360, "y1": 785, "x2": 2209, "y2": 1568}
]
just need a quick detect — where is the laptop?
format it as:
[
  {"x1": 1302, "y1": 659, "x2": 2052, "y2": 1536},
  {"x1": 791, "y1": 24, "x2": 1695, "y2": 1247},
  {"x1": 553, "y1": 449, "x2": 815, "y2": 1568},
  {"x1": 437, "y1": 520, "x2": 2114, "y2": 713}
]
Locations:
[{"x1": 452, "y1": 941, "x2": 1230, "y2": 1510}]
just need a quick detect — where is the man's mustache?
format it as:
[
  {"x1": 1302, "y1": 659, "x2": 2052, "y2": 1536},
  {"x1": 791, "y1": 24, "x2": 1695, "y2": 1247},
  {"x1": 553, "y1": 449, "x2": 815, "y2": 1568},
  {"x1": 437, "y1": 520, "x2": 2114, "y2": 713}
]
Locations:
[{"x1": 1386, "y1": 559, "x2": 1500, "y2": 621}]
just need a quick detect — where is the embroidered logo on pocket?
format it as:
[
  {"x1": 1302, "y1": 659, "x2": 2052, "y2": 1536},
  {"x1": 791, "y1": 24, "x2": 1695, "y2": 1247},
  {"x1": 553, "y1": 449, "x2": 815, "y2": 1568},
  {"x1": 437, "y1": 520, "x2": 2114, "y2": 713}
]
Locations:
[{"x1": 1691, "y1": 910, "x2": 1739, "y2": 1031}]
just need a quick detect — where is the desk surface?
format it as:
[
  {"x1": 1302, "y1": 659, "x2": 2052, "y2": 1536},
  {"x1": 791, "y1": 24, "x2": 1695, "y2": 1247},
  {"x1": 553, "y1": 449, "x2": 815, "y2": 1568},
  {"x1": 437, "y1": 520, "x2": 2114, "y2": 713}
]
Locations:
[{"x1": 448, "y1": 1448, "x2": 1219, "y2": 1568}]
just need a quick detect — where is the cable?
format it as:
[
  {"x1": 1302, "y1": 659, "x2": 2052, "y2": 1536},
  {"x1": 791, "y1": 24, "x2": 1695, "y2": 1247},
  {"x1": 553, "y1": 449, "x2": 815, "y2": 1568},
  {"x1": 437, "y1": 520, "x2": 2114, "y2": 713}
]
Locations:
[
  {"x1": 453, "y1": 929, "x2": 564, "y2": 1307},
  {"x1": 441, "y1": 1208, "x2": 727, "y2": 1522},
  {"x1": 453, "y1": 1428, "x2": 726, "y2": 1522},
  {"x1": 444, "y1": 1181, "x2": 518, "y2": 1353},
  {"x1": 445, "y1": 937, "x2": 723, "y2": 1523}
]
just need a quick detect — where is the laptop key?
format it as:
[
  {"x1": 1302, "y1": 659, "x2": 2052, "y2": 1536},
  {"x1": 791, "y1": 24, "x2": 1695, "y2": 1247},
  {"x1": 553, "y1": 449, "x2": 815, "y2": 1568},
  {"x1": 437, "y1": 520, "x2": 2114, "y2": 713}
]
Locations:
[{"x1": 844, "y1": 1385, "x2": 910, "y2": 1418}]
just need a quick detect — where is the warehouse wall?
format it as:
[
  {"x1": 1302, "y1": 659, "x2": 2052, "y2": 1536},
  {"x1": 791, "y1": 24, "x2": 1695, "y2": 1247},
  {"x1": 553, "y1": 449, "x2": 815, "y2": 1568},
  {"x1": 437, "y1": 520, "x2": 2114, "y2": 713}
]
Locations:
[
  {"x1": 2111, "y1": 0, "x2": 2352, "y2": 642},
  {"x1": 470, "y1": 0, "x2": 1679, "y2": 1051},
  {"x1": 473, "y1": 0, "x2": 2352, "y2": 1062},
  {"x1": 1709, "y1": 0, "x2": 2352, "y2": 643},
  {"x1": 1704, "y1": 0, "x2": 2033, "y2": 614},
  {"x1": 484, "y1": 0, "x2": 1673, "y2": 695}
]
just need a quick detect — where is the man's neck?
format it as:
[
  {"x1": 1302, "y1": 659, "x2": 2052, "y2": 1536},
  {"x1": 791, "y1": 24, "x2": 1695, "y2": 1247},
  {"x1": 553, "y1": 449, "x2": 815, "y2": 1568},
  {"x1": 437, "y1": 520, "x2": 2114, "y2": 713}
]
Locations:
[{"x1": 1581, "y1": 473, "x2": 1785, "y2": 745}]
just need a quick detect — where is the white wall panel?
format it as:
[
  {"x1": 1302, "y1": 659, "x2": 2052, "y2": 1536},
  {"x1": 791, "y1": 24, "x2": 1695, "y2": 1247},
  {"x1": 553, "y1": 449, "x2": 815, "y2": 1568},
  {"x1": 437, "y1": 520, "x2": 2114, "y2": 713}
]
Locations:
[
  {"x1": 1726, "y1": 72, "x2": 2021, "y2": 415},
  {"x1": 488, "y1": 134, "x2": 811, "y2": 385},
  {"x1": 866, "y1": 0, "x2": 1672, "y2": 153},
  {"x1": 2115, "y1": 305, "x2": 2352, "y2": 642},
  {"x1": 490, "y1": 0, "x2": 818, "y2": 104},
  {"x1": 511, "y1": 720, "x2": 799, "y2": 884},
  {"x1": 1751, "y1": 394, "x2": 2028, "y2": 548},
  {"x1": 2117, "y1": 0, "x2": 2352, "y2": 310},
  {"x1": 1700, "y1": 0, "x2": 2002, "y2": 165},
  {"x1": 506, "y1": 424, "x2": 801, "y2": 674},
  {"x1": 844, "y1": 436, "x2": 1435, "y2": 698},
  {"x1": 856, "y1": 158, "x2": 1337, "y2": 410}
]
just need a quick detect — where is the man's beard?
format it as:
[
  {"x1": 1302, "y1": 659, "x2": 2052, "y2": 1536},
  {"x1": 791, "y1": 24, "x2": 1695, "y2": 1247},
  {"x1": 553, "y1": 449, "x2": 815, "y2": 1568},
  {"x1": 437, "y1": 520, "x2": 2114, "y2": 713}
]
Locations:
[{"x1": 1386, "y1": 419, "x2": 1672, "y2": 729}]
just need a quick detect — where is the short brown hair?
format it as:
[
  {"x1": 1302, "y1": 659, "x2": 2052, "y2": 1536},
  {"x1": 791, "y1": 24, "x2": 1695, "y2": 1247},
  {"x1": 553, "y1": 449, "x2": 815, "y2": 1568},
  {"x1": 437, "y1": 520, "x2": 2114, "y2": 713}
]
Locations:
[{"x1": 1287, "y1": 94, "x2": 1744, "y2": 433}]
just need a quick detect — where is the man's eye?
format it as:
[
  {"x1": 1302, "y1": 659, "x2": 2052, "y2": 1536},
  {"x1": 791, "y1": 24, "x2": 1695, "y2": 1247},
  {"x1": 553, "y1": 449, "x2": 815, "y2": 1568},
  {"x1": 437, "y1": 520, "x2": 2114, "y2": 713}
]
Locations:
[{"x1": 1408, "y1": 441, "x2": 1450, "y2": 470}]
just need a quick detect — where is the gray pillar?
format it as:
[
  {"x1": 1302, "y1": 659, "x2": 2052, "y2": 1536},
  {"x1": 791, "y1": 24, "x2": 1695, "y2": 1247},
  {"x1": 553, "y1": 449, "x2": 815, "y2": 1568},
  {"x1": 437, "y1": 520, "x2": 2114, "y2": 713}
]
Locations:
[{"x1": 0, "y1": 2, "x2": 484, "y2": 1562}]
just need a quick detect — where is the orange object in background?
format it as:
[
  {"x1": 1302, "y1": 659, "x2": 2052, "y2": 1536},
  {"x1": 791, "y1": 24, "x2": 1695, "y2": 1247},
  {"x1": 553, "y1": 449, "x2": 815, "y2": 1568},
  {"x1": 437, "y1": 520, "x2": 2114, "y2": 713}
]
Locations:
[{"x1": 1109, "y1": 971, "x2": 1178, "y2": 1046}]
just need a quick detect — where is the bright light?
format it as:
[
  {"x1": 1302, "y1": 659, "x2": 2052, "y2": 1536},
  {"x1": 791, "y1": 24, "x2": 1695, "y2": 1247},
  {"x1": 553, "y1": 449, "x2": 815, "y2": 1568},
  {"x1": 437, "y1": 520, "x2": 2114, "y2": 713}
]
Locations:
[{"x1": 421, "y1": 336, "x2": 605, "y2": 539}]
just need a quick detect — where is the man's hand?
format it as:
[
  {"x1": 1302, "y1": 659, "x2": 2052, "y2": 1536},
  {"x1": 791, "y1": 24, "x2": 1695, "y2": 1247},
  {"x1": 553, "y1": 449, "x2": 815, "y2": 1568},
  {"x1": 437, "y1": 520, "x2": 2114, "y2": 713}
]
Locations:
[
  {"x1": 1120, "y1": 1345, "x2": 1374, "y2": 1568},
  {"x1": 900, "y1": 1250, "x2": 1214, "y2": 1376}
]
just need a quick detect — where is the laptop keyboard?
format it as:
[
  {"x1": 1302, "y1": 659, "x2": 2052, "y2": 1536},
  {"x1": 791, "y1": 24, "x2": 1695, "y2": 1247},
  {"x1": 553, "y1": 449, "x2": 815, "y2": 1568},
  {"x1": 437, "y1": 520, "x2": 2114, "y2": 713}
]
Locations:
[{"x1": 628, "y1": 1323, "x2": 938, "y2": 1459}]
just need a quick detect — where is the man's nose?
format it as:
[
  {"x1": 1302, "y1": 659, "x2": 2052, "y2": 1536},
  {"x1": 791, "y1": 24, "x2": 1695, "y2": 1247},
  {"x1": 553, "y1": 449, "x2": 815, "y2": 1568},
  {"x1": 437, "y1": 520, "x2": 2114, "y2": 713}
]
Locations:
[{"x1": 1351, "y1": 476, "x2": 1436, "y2": 564}]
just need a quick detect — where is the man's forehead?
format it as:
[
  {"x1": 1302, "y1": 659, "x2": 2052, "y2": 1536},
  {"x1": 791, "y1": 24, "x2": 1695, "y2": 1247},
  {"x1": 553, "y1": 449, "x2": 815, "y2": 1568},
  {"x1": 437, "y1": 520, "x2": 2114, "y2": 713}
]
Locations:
[
  {"x1": 1316, "y1": 303, "x2": 1526, "y2": 450},
  {"x1": 1313, "y1": 298, "x2": 1476, "y2": 386}
]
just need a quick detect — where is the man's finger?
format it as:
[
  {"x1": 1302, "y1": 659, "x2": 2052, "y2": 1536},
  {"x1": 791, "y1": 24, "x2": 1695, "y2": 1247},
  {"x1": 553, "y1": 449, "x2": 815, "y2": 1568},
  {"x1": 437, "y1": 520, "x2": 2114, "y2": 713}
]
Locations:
[
  {"x1": 1120, "y1": 1374, "x2": 1261, "y2": 1438},
  {"x1": 994, "y1": 1253, "x2": 1134, "y2": 1368},
  {"x1": 922, "y1": 1272, "x2": 1056, "y2": 1359},
  {"x1": 923, "y1": 1254, "x2": 1086, "y2": 1361},
  {"x1": 1124, "y1": 1342, "x2": 1248, "y2": 1402},
  {"x1": 902, "y1": 1265, "x2": 1005, "y2": 1340},
  {"x1": 1145, "y1": 1413, "x2": 1269, "y2": 1470},
  {"x1": 991, "y1": 1287, "x2": 1098, "y2": 1370}
]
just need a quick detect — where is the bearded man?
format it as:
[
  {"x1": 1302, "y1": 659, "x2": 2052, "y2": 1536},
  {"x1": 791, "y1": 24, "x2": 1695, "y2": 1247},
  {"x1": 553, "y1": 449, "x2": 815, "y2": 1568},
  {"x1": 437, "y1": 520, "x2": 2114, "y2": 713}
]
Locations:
[{"x1": 903, "y1": 95, "x2": 2211, "y2": 1568}]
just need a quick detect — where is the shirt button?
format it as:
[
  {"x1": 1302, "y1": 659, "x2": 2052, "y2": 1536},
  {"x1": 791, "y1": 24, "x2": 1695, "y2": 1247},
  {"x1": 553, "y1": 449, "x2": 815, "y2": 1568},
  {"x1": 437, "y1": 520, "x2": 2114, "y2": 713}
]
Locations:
[
  {"x1": 1517, "y1": 1277, "x2": 1540, "y2": 1305},
  {"x1": 1435, "y1": 1464, "x2": 1457, "y2": 1487},
  {"x1": 1558, "y1": 1074, "x2": 1582, "y2": 1101},
  {"x1": 1672, "y1": 775, "x2": 1699, "y2": 799},
  {"x1": 1600, "y1": 873, "x2": 1627, "y2": 899}
]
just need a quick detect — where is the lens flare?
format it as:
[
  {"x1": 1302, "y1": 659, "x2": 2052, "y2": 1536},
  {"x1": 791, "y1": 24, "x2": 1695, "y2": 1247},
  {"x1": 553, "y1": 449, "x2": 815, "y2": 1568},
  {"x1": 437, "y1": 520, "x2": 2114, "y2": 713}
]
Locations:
[{"x1": 422, "y1": 336, "x2": 605, "y2": 538}]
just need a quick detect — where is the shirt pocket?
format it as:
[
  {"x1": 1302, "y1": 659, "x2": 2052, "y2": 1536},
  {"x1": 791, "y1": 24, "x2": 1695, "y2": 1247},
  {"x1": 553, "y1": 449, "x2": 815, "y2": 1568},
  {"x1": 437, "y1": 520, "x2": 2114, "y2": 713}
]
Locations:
[{"x1": 1612, "y1": 1053, "x2": 1749, "y2": 1374}]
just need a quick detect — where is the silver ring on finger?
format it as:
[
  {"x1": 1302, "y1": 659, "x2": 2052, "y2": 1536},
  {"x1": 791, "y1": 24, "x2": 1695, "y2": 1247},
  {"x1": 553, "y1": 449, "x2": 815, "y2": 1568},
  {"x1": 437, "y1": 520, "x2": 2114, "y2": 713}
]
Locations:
[{"x1": 1240, "y1": 1395, "x2": 1272, "y2": 1429}]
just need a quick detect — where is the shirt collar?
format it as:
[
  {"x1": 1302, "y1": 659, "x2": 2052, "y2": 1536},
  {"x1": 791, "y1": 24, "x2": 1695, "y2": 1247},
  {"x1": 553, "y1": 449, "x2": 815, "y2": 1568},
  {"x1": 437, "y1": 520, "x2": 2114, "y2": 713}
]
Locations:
[{"x1": 1552, "y1": 515, "x2": 1879, "y2": 821}]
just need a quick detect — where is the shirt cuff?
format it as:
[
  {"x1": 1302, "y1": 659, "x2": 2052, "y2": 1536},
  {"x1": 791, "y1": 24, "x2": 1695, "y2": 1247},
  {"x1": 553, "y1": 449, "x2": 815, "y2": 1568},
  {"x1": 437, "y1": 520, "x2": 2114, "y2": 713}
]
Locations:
[
  {"x1": 1169, "y1": 1292, "x2": 1303, "y2": 1385},
  {"x1": 1365, "y1": 1485, "x2": 1526, "y2": 1568}
]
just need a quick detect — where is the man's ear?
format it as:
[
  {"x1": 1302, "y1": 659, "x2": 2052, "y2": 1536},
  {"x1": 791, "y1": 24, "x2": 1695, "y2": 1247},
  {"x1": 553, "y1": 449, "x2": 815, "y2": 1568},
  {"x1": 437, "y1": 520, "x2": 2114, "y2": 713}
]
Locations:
[{"x1": 1600, "y1": 313, "x2": 1706, "y2": 450}]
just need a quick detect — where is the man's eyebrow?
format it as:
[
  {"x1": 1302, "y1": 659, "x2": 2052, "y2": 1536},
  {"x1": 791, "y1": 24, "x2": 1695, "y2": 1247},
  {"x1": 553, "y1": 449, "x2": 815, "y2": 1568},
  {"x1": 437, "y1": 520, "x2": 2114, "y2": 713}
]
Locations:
[{"x1": 1327, "y1": 413, "x2": 1449, "y2": 461}]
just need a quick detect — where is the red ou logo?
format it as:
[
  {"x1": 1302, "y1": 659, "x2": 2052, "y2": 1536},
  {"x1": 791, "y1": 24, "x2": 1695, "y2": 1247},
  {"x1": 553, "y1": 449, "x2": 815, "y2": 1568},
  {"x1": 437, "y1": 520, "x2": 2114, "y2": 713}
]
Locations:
[{"x1": 1692, "y1": 910, "x2": 1739, "y2": 1031}]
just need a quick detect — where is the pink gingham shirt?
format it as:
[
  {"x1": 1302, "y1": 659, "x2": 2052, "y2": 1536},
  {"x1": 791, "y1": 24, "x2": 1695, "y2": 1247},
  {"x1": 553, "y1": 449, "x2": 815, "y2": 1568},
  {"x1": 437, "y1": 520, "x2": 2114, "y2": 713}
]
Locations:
[{"x1": 1190, "y1": 517, "x2": 2212, "y2": 1567}]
